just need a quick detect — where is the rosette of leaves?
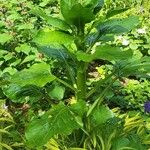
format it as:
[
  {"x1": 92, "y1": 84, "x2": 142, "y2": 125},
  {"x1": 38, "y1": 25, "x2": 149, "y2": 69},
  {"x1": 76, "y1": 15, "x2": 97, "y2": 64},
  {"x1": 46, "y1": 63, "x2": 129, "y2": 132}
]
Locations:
[{"x1": 2, "y1": 0, "x2": 150, "y2": 149}]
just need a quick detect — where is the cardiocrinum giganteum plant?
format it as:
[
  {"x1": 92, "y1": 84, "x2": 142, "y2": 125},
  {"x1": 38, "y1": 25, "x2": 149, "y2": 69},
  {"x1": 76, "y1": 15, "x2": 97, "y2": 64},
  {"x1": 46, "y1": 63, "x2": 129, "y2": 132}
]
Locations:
[{"x1": 3, "y1": 0, "x2": 150, "y2": 149}]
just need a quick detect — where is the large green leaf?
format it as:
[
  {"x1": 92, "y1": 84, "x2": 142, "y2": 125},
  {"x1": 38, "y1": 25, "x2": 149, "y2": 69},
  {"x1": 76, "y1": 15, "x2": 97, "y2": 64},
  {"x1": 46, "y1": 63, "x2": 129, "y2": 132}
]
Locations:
[
  {"x1": 76, "y1": 45, "x2": 133, "y2": 62},
  {"x1": 25, "y1": 103, "x2": 80, "y2": 148},
  {"x1": 97, "y1": 16, "x2": 139, "y2": 35},
  {"x1": 10, "y1": 63, "x2": 55, "y2": 87},
  {"x1": 31, "y1": 7, "x2": 70, "y2": 31},
  {"x1": 60, "y1": 1, "x2": 95, "y2": 26},
  {"x1": 94, "y1": 45, "x2": 133, "y2": 61},
  {"x1": 33, "y1": 30, "x2": 74, "y2": 46},
  {"x1": 60, "y1": 0, "x2": 78, "y2": 22}
]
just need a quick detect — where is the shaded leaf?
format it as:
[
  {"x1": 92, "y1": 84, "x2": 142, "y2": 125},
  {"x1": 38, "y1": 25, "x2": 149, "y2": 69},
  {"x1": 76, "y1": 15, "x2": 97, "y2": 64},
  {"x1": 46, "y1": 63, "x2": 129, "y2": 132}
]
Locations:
[
  {"x1": 2, "y1": 84, "x2": 43, "y2": 103},
  {"x1": 86, "y1": 32, "x2": 114, "y2": 46},
  {"x1": 38, "y1": 45, "x2": 69, "y2": 60},
  {"x1": 97, "y1": 16, "x2": 139, "y2": 35},
  {"x1": 93, "y1": 0, "x2": 104, "y2": 14},
  {"x1": 16, "y1": 85, "x2": 43, "y2": 100}
]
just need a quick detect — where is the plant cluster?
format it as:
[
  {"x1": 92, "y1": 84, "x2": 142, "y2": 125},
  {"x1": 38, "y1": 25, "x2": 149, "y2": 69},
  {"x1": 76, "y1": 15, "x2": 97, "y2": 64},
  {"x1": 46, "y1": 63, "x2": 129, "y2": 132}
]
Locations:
[{"x1": 0, "y1": 0, "x2": 150, "y2": 149}]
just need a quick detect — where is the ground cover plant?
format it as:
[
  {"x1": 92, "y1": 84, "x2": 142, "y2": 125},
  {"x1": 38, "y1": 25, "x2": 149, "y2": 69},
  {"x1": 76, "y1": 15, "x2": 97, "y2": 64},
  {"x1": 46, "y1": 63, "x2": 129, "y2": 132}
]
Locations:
[{"x1": 0, "y1": 0, "x2": 150, "y2": 149}]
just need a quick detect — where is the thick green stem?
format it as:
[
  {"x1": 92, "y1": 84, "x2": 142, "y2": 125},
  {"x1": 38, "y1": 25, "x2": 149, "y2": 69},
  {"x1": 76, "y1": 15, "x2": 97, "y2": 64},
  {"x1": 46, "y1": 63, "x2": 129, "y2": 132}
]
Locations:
[
  {"x1": 76, "y1": 61, "x2": 87, "y2": 101},
  {"x1": 75, "y1": 24, "x2": 87, "y2": 101}
]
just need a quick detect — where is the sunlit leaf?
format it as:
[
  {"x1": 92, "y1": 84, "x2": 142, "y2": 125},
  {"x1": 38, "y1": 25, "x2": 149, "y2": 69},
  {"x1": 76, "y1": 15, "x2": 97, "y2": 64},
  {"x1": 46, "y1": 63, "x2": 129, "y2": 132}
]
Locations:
[
  {"x1": 10, "y1": 63, "x2": 55, "y2": 87},
  {"x1": 33, "y1": 30, "x2": 74, "y2": 45}
]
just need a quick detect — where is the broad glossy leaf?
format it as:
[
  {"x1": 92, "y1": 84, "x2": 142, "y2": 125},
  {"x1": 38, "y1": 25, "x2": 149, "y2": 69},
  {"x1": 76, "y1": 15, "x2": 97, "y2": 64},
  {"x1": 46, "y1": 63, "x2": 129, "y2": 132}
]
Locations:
[
  {"x1": 82, "y1": 0, "x2": 104, "y2": 13},
  {"x1": 33, "y1": 30, "x2": 74, "y2": 45},
  {"x1": 10, "y1": 63, "x2": 55, "y2": 87},
  {"x1": 86, "y1": 32, "x2": 114, "y2": 46},
  {"x1": 76, "y1": 45, "x2": 133, "y2": 62},
  {"x1": 31, "y1": 7, "x2": 70, "y2": 31},
  {"x1": 38, "y1": 45, "x2": 69, "y2": 60},
  {"x1": 25, "y1": 103, "x2": 80, "y2": 148},
  {"x1": 90, "y1": 105, "x2": 114, "y2": 126},
  {"x1": 97, "y1": 16, "x2": 139, "y2": 35}
]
